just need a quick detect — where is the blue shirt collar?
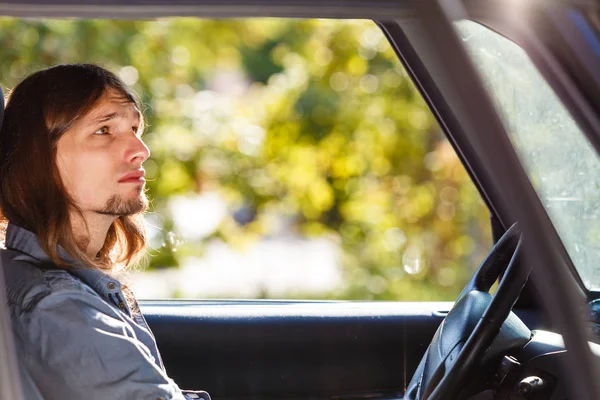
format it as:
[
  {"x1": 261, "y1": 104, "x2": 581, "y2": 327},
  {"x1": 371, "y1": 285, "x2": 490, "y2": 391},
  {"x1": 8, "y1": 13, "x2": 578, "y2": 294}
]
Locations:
[{"x1": 4, "y1": 223, "x2": 123, "y2": 296}]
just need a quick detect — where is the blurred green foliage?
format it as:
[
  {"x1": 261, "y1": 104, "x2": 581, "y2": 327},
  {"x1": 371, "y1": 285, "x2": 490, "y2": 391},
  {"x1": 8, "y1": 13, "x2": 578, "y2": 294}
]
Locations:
[{"x1": 0, "y1": 17, "x2": 491, "y2": 300}]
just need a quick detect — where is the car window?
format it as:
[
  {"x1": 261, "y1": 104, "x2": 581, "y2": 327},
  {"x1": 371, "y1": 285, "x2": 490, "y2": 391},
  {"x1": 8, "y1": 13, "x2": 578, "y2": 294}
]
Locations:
[
  {"x1": 0, "y1": 18, "x2": 491, "y2": 300},
  {"x1": 455, "y1": 20, "x2": 600, "y2": 290}
]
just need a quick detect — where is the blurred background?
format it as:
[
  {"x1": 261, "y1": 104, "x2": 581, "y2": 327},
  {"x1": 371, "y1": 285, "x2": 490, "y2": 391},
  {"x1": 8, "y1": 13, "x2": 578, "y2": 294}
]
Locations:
[{"x1": 0, "y1": 17, "x2": 491, "y2": 300}]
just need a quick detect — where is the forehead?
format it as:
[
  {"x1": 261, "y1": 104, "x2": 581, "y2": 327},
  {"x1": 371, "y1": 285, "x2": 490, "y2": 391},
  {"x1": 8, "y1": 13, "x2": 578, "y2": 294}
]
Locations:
[{"x1": 84, "y1": 90, "x2": 141, "y2": 123}]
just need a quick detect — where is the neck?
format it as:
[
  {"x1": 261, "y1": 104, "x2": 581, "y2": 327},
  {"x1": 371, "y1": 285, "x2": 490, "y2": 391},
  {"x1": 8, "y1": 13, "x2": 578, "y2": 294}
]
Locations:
[{"x1": 70, "y1": 211, "x2": 116, "y2": 259}]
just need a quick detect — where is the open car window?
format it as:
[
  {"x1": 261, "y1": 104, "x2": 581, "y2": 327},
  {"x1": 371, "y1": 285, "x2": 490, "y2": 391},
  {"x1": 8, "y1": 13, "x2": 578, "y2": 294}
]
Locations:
[
  {"x1": 0, "y1": 18, "x2": 493, "y2": 301},
  {"x1": 455, "y1": 20, "x2": 600, "y2": 290}
]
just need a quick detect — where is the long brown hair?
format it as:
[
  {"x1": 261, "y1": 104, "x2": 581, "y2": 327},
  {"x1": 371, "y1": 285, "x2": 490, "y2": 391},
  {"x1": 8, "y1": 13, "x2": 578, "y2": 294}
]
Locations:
[{"x1": 0, "y1": 64, "x2": 147, "y2": 272}]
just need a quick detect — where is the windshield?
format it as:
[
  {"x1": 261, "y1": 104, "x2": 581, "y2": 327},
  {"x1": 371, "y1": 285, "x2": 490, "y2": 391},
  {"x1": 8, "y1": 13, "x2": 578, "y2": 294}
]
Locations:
[{"x1": 454, "y1": 20, "x2": 600, "y2": 290}]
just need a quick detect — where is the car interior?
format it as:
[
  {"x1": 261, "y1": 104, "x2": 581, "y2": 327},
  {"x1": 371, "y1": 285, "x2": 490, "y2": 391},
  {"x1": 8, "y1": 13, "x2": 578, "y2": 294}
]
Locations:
[{"x1": 1, "y1": 1, "x2": 600, "y2": 400}]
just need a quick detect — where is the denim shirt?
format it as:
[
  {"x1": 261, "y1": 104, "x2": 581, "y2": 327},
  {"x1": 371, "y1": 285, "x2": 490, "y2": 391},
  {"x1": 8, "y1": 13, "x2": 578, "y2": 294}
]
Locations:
[{"x1": 1, "y1": 223, "x2": 208, "y2": 400}]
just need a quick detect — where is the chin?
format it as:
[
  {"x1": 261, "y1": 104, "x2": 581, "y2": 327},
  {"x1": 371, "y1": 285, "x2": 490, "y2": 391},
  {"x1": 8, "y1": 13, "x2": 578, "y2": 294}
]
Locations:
[{"x1": 99, "y1": 192, "x2": 149, "y2": 216}]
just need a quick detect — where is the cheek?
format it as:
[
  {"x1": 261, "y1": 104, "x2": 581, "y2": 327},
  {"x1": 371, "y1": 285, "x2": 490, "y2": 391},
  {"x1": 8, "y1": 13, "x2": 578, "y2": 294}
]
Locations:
[
  {"x1": 56, "y1": 149, "x2": 77, "y2": 196},
  {"x1": 57, "y1": 150, "x2": 116, "y2": 205}
]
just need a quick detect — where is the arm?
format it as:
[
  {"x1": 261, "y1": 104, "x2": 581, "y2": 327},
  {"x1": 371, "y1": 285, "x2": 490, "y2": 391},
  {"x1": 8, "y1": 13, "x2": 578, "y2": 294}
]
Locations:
[{"x1": 20, "y1": 289, "x2": 195, "y2": 400}]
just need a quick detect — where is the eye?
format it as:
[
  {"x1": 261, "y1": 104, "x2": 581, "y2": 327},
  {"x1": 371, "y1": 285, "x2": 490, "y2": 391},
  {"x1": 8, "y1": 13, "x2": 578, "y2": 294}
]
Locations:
[
  {"x1": 132, "y1": 126, "x2": 139, "y2": 135},
  {"x1": 94, "y1": 126, "x2": 110, "y2": 135}
]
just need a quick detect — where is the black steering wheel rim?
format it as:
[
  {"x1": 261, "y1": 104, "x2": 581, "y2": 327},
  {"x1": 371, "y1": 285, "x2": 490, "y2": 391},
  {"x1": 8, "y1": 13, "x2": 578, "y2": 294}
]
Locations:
[{"x1": 406, "y1": 223, "x2": 532, "y2": 400}]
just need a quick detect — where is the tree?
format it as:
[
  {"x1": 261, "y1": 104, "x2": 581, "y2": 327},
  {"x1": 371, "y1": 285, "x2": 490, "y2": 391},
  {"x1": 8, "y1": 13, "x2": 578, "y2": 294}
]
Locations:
[{"x1": 0, "y1": 17, "x2": 492, "y2": 300}]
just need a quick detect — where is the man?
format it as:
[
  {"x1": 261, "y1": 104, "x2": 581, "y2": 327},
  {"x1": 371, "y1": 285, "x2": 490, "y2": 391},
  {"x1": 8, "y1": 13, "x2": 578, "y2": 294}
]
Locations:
[{"x1": 0, "y1": 64, "x2": 209, "y2": 400}]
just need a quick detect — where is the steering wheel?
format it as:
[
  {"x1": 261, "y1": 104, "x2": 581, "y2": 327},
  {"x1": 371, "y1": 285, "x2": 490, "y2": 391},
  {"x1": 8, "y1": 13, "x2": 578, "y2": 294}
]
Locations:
[{"x1": 405, "y1": 223, "x2": 533, "y2": 400}]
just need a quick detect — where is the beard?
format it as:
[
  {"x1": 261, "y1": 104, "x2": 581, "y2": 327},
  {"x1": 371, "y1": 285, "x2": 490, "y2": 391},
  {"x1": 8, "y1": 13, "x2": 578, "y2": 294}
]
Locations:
[{"x1": 97, "y1": 191, "x2": 149, "y2": 216}]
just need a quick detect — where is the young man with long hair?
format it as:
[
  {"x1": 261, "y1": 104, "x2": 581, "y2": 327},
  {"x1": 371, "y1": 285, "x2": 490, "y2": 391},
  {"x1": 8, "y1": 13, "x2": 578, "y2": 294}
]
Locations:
[{"x1": 0, "y1": 64, "x2": 209, "y2": 400}]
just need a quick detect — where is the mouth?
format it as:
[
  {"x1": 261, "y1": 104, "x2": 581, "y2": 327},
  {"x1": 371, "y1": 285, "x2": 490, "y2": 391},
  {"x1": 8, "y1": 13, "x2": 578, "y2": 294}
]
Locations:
[{"x1": 118, "y1": 170, "x2": 145, "y2": 183}]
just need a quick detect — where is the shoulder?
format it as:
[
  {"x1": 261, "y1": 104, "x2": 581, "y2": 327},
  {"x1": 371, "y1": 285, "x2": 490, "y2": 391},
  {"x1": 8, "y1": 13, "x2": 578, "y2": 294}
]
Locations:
[
  {"x1": 1, "y1": 247, "x2": 93, "y2": 312},
  {"x1": 11, "y1": 267, "x2": 136, "y2": 361}
]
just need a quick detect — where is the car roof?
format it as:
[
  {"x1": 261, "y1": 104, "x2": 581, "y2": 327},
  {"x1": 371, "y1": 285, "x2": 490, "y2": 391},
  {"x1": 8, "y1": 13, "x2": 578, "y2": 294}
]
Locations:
[{"x1": 0, "y1": 0, "x2": 404, "y2": 19}]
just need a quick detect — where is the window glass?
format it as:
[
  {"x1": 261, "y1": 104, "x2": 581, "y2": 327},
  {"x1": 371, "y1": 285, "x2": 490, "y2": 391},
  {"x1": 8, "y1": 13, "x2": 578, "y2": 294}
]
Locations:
[
  {"x1": 0, "y1": 18, "x2": 491, "y2": 300},
  {"x1": 455, "y1": 20, "x2": 600, "y2": 290}
]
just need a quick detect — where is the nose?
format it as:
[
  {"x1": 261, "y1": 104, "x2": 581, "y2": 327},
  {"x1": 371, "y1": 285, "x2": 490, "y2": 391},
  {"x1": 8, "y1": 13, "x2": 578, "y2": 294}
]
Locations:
[{"x1": 125, "y1": 134, "x2": 151, "y2": 166}]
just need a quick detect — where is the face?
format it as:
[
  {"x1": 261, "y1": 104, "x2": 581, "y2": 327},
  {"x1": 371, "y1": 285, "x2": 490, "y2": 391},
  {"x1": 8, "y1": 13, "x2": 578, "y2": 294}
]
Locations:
[{"x1": 56, "y1": 89, "x2": 150, "y2": 217}]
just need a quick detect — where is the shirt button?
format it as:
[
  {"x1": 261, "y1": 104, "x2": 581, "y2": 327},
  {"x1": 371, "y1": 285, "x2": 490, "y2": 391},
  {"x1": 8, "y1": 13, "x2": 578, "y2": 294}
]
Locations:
[
  {"x1": 118, "y1": 302, "x2": 126, "y2": 310},
  {"x1": 107, "y1": 282, "x2": 116, "y2": 290}
]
